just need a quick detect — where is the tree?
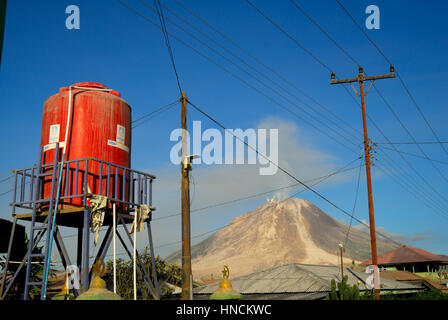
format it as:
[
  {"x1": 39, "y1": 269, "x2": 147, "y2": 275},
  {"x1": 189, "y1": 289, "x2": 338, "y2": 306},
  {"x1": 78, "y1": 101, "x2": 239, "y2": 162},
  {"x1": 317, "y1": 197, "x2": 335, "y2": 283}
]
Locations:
[
  {"x1": 328, "y1": 276, "x2": 360, "y2": 300},
  {"x1": 104, "y1": 247, "x2": 182, "y2": 300}
]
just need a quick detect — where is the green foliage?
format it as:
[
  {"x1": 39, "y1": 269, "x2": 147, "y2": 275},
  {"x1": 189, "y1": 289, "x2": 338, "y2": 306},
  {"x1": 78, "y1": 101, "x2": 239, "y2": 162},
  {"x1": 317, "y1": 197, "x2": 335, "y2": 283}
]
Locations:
[
  {"x1": 358, "y1": 288, "x2": 448, "y2": 300},
  {"x1": 375, "y1": 288, "x2": 448, "y2": 300},
  {"x1": 104, "y1": 247, "x2": 182, "y2": 300},
  {"x1": 327, "y1": 276, "x2": 360, "y2": 300}
]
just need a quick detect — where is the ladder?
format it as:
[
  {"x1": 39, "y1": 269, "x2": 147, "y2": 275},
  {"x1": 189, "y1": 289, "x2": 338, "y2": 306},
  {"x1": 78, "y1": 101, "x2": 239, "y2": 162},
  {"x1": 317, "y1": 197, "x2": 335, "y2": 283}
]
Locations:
[{"x1": 23, "y1": 143, "x2": 60, "y2": 300}]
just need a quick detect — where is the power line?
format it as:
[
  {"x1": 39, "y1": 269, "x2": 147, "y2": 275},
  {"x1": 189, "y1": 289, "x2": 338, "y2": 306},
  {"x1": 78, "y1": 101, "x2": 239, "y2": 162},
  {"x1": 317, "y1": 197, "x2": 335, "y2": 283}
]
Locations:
[
  {"x1": 288, "y1": 0, "x2": 448, "y2": 190},
  {"x1": 0, "y1": 188, "x2": 13, "y2": 197},
  {"x1": 170, "y1": 0, "x2": 362, "y2": 138},
  {"x1": 334, "y1": 0, "x2": 448, "y2": 159},
  {"x1": 269, "y1": 0, "x2": 448, "y2": 211},
  {"x1": 347, "y1": 92, "x2": 448, "y2": 216},
  {"x1": 0, "y1": 175, "x2": 13, "y2": 184},
  {"x1": 139, "y1": 0, "x2": 360, "y2": 151},
  {"x1": 118, "y1": 0, "x2": 360, "y2": 155},
  {"x1": 153, "y1": 160, "x2": 394, "y2": 253},
  {"x1": 118, "y1": 1, "x2": 448, "y2": 229},
  {"x1": 167, "y1": 0, "x2": 448, "y2": 218},
  {"x1": 132, "y1": 100, "x2": 178, "y2": 129},
  {"x1": 153, "y1": 164, "x2": 398, "y2": 253},
  {"x1": 379, "y1": 146, "x2": 448, "y2": 165},
  {"x1": 152, "y1": 0, "x2": 361, "y2": 144},
  {"x1": 152, "y1": 0, "x2": 182, "y2": 95},
  {"x1": 59, "y1": 158, "x2": 364, "y2": 248},
  {"x1": 374, "y1": 162, "x2": 448, "y2": 221},
  {"x1": 289, "y1": 0, "x2": 359, "y2": 67},
  {"x1": 153, "y1": 156, "x2": 362, "y2": 222},
  {"x1": 373, "y1": 86, "x2": 448, "y2": 187},
  {"x1": 343, "y1": 157, "x2": 363, "y2": 248},
  {"x1": 187, "y1": 98, "x2": 401, "y2": 246},
  {"x1": 246, "y1": 0, "x2": 333, "y2": 73},
  {"x1": 132, "y1": 99, "x2": 178, "y2": 123},
  {"x1": 374, "y1": 150, "x2": 448, "y2": 218},
  {"x1": 376, "y1": 141, "x2": 448, "y2": 145}
]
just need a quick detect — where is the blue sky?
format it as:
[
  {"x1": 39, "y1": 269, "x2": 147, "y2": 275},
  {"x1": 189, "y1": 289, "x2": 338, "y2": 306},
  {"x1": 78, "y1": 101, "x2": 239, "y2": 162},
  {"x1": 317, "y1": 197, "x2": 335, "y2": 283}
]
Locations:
[{"x1": 0, "y1": 0, "x2": 447, "y2": 261}]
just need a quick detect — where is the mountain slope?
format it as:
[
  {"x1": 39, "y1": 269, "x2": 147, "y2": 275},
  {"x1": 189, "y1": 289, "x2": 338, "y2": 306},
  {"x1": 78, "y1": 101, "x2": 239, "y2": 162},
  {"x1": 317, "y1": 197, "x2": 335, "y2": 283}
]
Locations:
[{"x1": 166, "y1": 198, "x2": 399, "y2": 280}]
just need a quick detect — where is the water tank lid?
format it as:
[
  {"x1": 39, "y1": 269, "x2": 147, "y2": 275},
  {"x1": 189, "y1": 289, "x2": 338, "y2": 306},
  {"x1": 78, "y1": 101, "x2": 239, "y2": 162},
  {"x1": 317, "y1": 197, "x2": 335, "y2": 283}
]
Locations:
[
  {"x1": 72, "y1": 82, "x2": 108, "y2": 89},
  {"x1": 58, "y1": 82, "x2": 121, "y2": 97}
]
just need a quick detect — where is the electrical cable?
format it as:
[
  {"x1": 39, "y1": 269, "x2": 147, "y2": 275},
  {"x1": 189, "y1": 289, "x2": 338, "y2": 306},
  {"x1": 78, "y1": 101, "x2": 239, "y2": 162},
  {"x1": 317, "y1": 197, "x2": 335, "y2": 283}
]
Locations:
[
  {"x1": 187, "y1": 98, "x2": 402, "y2": 246},
  {"x1": 167, "y1": 0, "x2": 448, "y2": 218},
  {"x1": 287, "y1": 0, "x2": 448, "y2": 189},
  {"x1": 132, "y1": 99, "x2": 178, "y2": 124},
  {"x1": 0, "y1": 175, "x2": 13, "y2": 184},
  {"x1": 153, "y1": 156, "x2": 362, "y2": 222},
  {"x1": 272, "y1": 0, "x2": 448, "y2": 212},
  {"x1": 149, "y1": 0, "x2": 361, "y2": 144},
  {"x1": 335, "y1": 0, "x2": 448, "y2": 159},
  {"x1": 153, "y1": 0, "x2": 183, "y2": 95},
  {"x1": 132, "y1": 101, "x2": 178, "y2": 129},
  {"x1": 379, "y1": 146, "x2": 448, "y2": 165},
  {"x1": 118, "y1": 0, "x2": 360, "y2": 155},
  {"x1": 343, "y1": 157, "x2": 363, "y2": 248},
  {"x1": 376, "y1": 141, "x2": 448, "y2": 145},
  {"x1": 170, "y1": 0, "x2": 362, "y2": 138}
]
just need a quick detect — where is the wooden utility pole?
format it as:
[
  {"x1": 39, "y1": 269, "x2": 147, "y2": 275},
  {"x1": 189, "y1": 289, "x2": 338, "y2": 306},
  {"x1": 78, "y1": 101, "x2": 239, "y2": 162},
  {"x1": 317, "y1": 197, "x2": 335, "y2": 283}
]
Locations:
[
  {"x1": 180, "y1": 92, "x2": 193, "y2": 300},
  {"x1": 330, "y1": 66, "x2": 395, "y2": 300}
]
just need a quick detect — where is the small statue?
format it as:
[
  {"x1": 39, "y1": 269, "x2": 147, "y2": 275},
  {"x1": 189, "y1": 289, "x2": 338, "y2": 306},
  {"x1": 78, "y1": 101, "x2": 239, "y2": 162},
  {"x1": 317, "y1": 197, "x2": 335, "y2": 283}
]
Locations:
[
  {"x1": 76, "y1": 258, "x2": 122, "y2": 300},
  {"x1": 222, "y1": 265, "x2": 230, "y2": 280},
  {"x1": 210, "y1": 265, "x2": 242, "y2": 300}
]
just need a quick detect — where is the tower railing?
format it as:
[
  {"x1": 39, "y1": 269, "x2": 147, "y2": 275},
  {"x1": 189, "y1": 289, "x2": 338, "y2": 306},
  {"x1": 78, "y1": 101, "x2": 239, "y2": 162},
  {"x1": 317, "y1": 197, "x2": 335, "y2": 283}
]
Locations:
[{"x1": 11, "y1": 157, "x2": 155, "y2": 212}]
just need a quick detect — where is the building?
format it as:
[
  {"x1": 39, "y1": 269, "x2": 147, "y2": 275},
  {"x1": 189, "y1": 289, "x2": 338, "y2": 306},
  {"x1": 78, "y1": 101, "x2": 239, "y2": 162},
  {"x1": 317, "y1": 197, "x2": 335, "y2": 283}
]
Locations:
[
  {"x1": 192, "y1": 263, "x2": 424, "y2": 300},
  {"x1": 380, "y1": 270, "x2": 448, "y2": 294},
  {"x1": 361, "y1": 246, "x2": 448, "y2": 273}
]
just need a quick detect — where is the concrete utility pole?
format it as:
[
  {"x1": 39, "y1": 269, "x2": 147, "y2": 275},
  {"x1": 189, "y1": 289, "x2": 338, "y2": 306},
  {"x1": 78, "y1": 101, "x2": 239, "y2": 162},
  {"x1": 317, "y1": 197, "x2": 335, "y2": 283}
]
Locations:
[
  {"x1": 330, "y1": 66, "x2": 395, "y2": 300},
  {"x1": 180, "y1": 92, "x2": 193, "y2": 300}
]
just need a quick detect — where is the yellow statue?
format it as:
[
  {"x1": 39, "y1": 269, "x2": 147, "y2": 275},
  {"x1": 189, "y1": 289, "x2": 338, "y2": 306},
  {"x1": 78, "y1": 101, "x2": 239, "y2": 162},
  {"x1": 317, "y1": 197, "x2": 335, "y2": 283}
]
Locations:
[{"x1": 210, "y1": 265, "x2": 242, "y2": 300}]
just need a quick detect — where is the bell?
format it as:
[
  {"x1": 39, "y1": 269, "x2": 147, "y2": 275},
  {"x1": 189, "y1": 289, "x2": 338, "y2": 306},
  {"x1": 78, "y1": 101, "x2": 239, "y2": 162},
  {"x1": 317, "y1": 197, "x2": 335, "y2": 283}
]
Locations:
[
  {"x1": 210, "y1": 266, "x2": 242, "y2": 300},
  {"x1": 75, "y1": 275, "x2": 122, "y2": 300}
]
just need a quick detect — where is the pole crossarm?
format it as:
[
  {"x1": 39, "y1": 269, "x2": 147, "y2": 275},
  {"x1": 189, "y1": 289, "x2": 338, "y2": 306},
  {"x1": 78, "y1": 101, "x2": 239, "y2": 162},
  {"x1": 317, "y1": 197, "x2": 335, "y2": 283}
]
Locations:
[
  {"x1": 331, "y1": 73, "x2": 395, "y2": 84},
  {"x1": 330, "y1": 65, "x2": 395, "y2": 85}
]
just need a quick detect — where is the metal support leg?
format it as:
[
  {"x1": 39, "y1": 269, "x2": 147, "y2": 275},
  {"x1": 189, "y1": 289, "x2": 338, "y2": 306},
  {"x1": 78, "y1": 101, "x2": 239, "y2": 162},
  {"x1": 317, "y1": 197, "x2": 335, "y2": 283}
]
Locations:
[
  {"x1": 118, "y1": 217, "x2": 157, "y2": 299},
  {"x1": 147, "y1": 220, "x2": 160, "y2": 299},
  {"x1": 76, "y1": 227, "x2": 82, "y2": 270},
  {"x1": 82, "y1": 209, "x2": 90, "y2": 290},
  {"x1": 54, "y1": 227, "x2": 81, "y2": 297},
  {"x1": 54, "y1": 227, "x2": 72, "y2": 270},
  {"x1": 0, "y1": 217, "x2": 17, "y2": 299},
  {"x1": 115, "y1": 230, "x2": 156, "y2": 299},
  {"x1": 89, "y1": 224, "x2": 113, "y2": 280},
  {"x1": 1, "y1": 220, "x2": 48, "y2": 300}
]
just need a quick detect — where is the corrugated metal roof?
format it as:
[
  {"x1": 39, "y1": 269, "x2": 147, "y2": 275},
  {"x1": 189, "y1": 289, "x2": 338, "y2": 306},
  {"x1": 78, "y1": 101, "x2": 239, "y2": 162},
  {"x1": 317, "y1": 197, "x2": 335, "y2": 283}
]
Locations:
[
  {"x1": 362, "y1": 246, "x2": 448, "y2": 265},
  {"x1": 193, "y1": 263, "x2": 424, "y2": 296}
]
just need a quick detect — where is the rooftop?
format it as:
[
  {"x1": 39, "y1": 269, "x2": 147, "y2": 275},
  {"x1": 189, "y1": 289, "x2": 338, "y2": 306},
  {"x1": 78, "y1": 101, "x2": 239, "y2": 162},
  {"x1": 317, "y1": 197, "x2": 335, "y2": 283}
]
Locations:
[
  {"x1": 362, "y1": 246, "x2": 448, "y2": 266},
  {"x1": 193, "y1": 263, "x2": 424, "y2": 300}
]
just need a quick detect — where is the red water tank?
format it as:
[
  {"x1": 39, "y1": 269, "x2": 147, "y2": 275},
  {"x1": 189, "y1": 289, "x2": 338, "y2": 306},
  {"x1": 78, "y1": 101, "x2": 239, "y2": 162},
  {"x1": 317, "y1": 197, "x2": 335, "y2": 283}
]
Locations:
[{"x1": 40, "y1": 82, "x2": 132, "y2": 207}]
